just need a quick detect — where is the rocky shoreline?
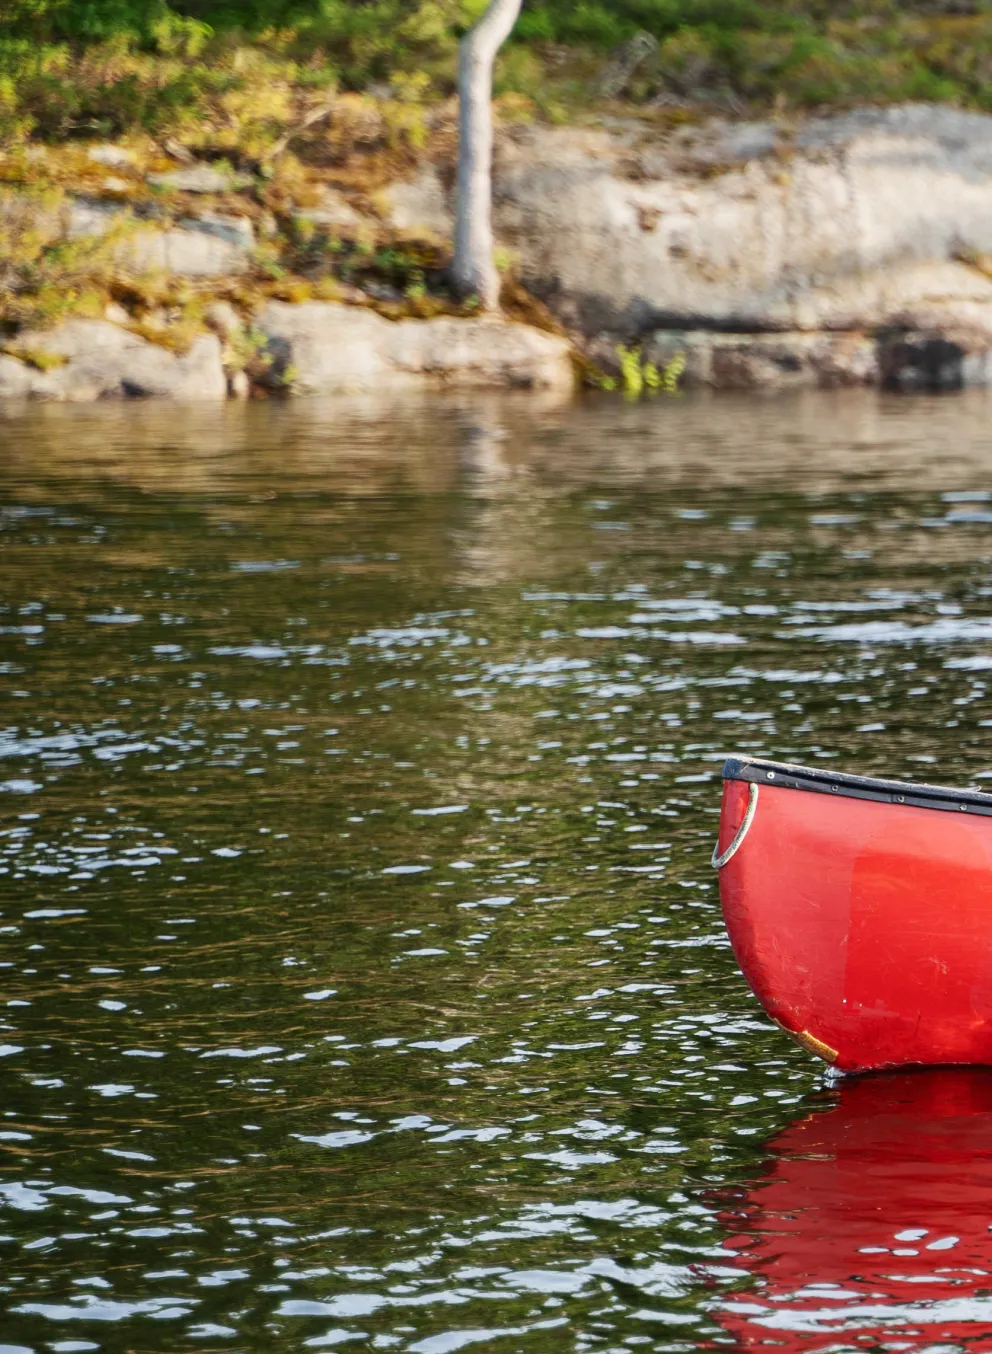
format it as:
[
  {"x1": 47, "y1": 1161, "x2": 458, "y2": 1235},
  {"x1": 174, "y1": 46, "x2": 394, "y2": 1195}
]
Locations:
[
  {"x1": 0, "y1": 307, "x2": 572, "y2": 401},
  {"x1": 5, "y1": 102, "x2": 992, "y2": 400},
  {"x1": 516, "y1": 103, "x2": 992, "y2": 393}
]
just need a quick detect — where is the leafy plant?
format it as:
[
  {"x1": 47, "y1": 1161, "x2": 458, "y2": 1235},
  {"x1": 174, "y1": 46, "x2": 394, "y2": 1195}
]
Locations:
[
  {"x1": 223, "y1": 323, "x2": 270, "y2": 374},
  {"x1": 616, "y1": 342, "x2": 645, "y2": 396},
  {"x1": 616, "y1": 344, "x2": 685, "y2": 397},
  {"x1": 652, "y1": 350, "x2": 686, "y2": 394}
]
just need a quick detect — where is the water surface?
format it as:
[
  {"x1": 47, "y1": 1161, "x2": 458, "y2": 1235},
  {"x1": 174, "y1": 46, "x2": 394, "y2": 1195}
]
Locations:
[{"x1": 4, "y1": 390, "x2": 992, "y2": 1353}]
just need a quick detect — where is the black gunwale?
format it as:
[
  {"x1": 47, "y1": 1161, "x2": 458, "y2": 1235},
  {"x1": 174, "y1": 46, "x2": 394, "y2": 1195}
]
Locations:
[{"x1": 723, "y1": 755, "x2": 992, "y2": 817}]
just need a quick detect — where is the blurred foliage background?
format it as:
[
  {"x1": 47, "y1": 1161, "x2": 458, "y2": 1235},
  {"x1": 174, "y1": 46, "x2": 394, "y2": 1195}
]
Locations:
[{"x1": 3, "y1": 0, "x2": 992, "y2": 142}]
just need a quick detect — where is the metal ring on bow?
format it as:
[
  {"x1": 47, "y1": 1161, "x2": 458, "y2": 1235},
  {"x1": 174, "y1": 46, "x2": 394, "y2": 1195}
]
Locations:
[{"x1": 711, "y1": 781, "x2": 759, "y2": 869}]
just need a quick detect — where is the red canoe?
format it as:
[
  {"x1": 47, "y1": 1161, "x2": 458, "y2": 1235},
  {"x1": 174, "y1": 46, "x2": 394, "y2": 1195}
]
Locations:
[{"x1": 714, "y1": 756, "x2": 992, "y2": 1073}]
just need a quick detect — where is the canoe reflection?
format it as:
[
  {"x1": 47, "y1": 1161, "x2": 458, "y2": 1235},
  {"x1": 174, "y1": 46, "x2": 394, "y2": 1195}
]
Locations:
[{"x1": 715, "y1": 1070, "x2": 992, "y2": 1351}]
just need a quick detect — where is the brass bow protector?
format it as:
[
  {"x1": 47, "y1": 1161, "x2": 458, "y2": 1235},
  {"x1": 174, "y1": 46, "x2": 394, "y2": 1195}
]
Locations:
[
  {"x1": 790, "y1": 1027, "x2": 840, "y2": 1064},
  {"x1": 712, "y1": 781, "x2": 759, "y2": 869}
]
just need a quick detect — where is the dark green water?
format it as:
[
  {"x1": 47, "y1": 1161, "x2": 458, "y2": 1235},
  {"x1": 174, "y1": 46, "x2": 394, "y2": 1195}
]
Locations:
[{"x1": 3, "y1": 390, "x2": 992, "y2": 1354}]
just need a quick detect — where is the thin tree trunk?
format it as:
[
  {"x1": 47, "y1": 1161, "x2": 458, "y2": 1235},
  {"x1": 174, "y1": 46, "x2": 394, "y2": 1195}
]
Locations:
[{"x1": 451, "y1": 0, "x2": 522, "y2": 311}]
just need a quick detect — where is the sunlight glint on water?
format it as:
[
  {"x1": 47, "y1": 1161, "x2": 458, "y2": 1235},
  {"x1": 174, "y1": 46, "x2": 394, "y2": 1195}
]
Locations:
[{"x1": 2, "y1": 390, "x2": 992, "y2": 1353}]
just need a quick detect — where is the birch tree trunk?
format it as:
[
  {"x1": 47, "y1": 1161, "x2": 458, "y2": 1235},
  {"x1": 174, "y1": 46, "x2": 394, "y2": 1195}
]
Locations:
[{"x1": 451, "y1": 0, "x2": 523, "y2": 311}]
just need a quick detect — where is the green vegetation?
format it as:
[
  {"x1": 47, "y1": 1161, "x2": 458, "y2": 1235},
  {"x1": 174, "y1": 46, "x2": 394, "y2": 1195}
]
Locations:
[
  {"x1": 0, "y1": 164, "x2": 487, "y2": 338},
  {"x1": 2, "y1": 1, "x2": 992, "y2": 147}
]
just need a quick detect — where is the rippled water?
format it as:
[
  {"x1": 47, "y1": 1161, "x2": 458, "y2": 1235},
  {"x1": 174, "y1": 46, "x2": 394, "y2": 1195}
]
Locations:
[{"x1": 4, "y1": 389, "x2": 992, "y2": 1353}]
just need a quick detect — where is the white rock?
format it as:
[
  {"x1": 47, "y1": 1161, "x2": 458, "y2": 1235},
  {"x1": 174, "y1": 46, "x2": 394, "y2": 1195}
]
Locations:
[
  {"x1": 294, "y1": 188, "x2": 369, "y2": 234},
  {"x1": 636, "y1": 323, "x2": 992, "y2": 390},
  {"x1": 205, "y1": 300, "x2": 244, "y2": 338},
  {"x1": 0, "y1": 355, "x2": 63, "y2": 400},
  {"x1": 643, "y1": 330, "x2": 879, "y2": 389},
  {"x1": 66, "y1": 197, "x2": 122, "y2": 239},
  {"x1": 495, "y1": 105, "x2": 992, "y2": 335},
  {"x1": 258, "y1": 304, "x2": 391, "y2": 392},
  {"x1": 388, "y1": 314, "x2": 573, "y2": 389},
  {"x1": 184, "y1": 211, "x2": 255, "y2": 251},
  {"x1": 5, "y1": 321, "x2": 227, "y2": 401},
  {"x1": 147, "y1": 164, "x2": 253, "y2": 193},
  {"x1": 133, "y1": 224, "x2": 251, "y2": 276},
  {"x1": 378, "y1": 168, "x2": 452, "y2": 239},
  {"x1": 256, "y1": 301, "x2": 573, "y2": 393},
  {"x1": 87, "y1": 144, "x2": 135, "y2": 167},
  {"x1": 65, "y1": 199, "x2": 252, "y2": 276}
]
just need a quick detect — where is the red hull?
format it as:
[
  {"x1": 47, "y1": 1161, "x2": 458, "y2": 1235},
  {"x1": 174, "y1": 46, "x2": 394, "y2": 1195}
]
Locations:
[
  {"x1": 714, "y1": 1070, "x2": 992, "y2": 1352},
  {"x1": 716, "y1": 757, "x2": 992, "y2": 1073}
]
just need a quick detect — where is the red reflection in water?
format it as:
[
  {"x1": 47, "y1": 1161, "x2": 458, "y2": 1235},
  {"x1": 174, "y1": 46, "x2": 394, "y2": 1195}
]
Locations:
[{"x1": 714, "y1": 1070, "x2": 992, "y2": 1351}]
